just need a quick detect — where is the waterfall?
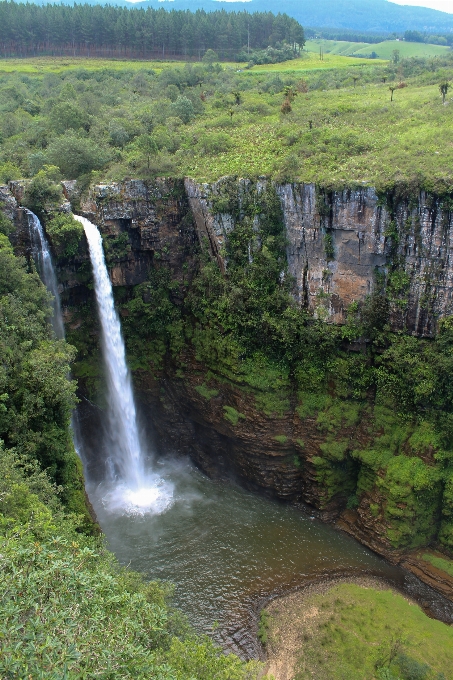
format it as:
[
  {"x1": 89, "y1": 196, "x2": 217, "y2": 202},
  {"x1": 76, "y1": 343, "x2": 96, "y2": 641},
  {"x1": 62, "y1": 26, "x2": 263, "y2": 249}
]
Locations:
[
  {"x1": 74, "y1": 215, "x2": 173, "y2": 514},
  {"x1": 26, "y1": 210, "x2": 84, "y2": 457},
  {"x1": 26, "y1": 210, "x2": 65, "y2": 340}
]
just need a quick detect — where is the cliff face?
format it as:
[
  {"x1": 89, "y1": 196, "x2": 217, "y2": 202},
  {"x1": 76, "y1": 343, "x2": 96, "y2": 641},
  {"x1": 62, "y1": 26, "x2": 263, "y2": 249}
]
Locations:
[
  {"x1": 4, "y1": 177, "x2": 453, "y2": 605},
  {"x1": 186, "y1": 180, "x2": 453, "y2": 336}
]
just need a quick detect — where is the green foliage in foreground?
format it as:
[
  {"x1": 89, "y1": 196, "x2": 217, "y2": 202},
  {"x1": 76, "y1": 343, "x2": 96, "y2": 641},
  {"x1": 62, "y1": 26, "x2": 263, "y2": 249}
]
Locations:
[
  {"x1": 0, "y1": 229, "x2": 90, "y2": 524},
  {"x1": 0, "y1": 444, "x2": 262, "y2": 679},
  {"x1": 266, "y1": 583, "x2": 453, "y2": 680}
]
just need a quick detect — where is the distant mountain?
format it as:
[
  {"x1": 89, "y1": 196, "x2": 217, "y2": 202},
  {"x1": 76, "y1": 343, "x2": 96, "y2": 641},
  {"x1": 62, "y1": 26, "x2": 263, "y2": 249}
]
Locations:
[
  {"x1": 10, "y1": 0, "x2": 453, "y2": 34},
  {"x1": 127, "y1": 0, "x2": 453, "y2": 34}
]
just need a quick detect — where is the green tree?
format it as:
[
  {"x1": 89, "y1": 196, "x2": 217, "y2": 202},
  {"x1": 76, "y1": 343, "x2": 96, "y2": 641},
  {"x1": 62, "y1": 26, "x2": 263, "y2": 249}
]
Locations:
[
  {"x1": 202, "y1": 48, "x2": 218, "y2": 64},
  {"x1": 135, "y1": 134, "x2": 158, "y2": 170},
  {"x1": 439, "y1": 81, "x2": 450, "y2": 104},
  {"x1": 49, "y1": 101, "x2": 91, "y2": 135},
  {"x1": 170, "y1": 96, "x2": 195, "y2": 124},
  {"x1": 47, "y1": 133, "x2": 111, "y2": 179}
]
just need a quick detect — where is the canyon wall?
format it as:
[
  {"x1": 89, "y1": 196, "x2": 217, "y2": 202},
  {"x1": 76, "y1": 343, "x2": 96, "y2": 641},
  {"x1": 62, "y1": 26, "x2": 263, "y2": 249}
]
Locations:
[
  {"x1": 3, "y1": 177, "x2": 453, "y2": 604},
  {"x1": 185, "y1": 179, "x2": 453, "y2": 336},
  {"x1": 5, "y1": 177, "x2": 453, "y2": 338}
]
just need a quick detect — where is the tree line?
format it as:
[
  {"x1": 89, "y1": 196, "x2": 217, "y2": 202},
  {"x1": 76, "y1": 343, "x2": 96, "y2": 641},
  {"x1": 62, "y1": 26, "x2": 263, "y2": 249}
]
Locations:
[{"x1": 0, "y1": 1, "x2": 304, "y2": 59}]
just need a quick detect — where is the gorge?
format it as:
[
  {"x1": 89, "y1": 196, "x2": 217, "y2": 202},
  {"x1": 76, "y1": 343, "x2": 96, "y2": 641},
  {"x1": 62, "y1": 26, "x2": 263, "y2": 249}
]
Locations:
[{"x1": 4, "y1": 175, "x2": 453, "y2": 639}]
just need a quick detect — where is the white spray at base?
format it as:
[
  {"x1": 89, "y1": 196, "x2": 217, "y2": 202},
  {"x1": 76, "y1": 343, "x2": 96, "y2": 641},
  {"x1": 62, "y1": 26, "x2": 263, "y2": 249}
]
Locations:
[{"x1": 74, "y1": 215, "x2": 173, "y2": 516}]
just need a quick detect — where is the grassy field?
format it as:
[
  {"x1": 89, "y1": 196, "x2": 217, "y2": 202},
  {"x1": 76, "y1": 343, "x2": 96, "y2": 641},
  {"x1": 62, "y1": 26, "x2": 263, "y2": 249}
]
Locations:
[
  {"x1": 182, "y1": 79, "x2": 453, "y2": 188},
  {"x1": 265, "y1": 581, "x2": 453, "y2": 680},
  {"x1": 0, "y1": 51, "x2": 381, "y2": 76},
  {"x1": 251, "y1": 50, "x2": 384, "y2": 73},
  {"x1": 0, "y1": 56, "x2": 247, "y2": 74},
  {"x1": 356, "y1": 40, "x2": 451, "y2": 60},
  {"x1": 1, "y1": 53, "x2": 452, "y2": 191},
  {"x1": 306, "y1": 38, "x2": 452, "y2": 60},
  {"x1": 305, "y1": 40, "x2": 371, "y2": 56}
]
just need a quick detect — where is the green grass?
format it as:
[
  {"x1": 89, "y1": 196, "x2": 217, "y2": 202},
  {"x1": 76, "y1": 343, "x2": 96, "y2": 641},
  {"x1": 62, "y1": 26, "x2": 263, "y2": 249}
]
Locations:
[
  {"x1": 306, "y1": 38, "x2": 451, "y2": 60},
  {"x1": 223, "y1": 405, "x2": 246, "y2": 426},
  {"x1": 0, "y1": 56, "x2": 245, "y2": 74},
  {"x1": 195, "y1": 383, "x2": 219, "y2": 400},
  {"x1": 250, "y1": 50, "x2": 384, "y2": 72},
  {"x1": 182, "y1": 80, "x2": 453, "y2": 188},
  {"x1": 422, "y1": 553, "x2": 453, "y2": 578},
  {"x1": 355, "y1": 40, "x2": 451, "y2": 60},
  {"x1": 267, "y1": 583, "x2": 453, "y2": 680},
  {"x1": 1, "y1": 53, "x2": 453, "y2": 191},
  {"x1": 305, "y1": 39, "x2": 372, "y2": 56}
]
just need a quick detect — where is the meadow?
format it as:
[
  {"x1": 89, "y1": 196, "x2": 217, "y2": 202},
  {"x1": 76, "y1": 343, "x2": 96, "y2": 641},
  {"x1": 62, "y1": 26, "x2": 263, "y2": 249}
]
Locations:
[
  {"x1": 1, "y1": 51, "x2": 452, "y2": 191},
  {"x1": 306, "y1": 38, "x2": 452, "y2": 59},
  {"x1": 265, "y1": 582, "x2": 453, "y2": 679}
]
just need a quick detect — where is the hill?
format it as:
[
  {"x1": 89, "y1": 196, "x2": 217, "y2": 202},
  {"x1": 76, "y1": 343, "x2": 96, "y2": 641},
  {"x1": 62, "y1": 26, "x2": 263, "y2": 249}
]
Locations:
[
  {"x1": 75, "y1": 0, "x2": 453, "y2": 34},
  {"x1": 306, "y1": 38, "x2": 452, "y2": 59}
]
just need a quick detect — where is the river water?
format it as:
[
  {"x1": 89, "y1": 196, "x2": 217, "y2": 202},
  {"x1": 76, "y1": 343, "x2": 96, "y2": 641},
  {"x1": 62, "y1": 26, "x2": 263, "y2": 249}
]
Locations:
[{"x1": 86, "y1": 455, "x2": 402, "y2": 659}]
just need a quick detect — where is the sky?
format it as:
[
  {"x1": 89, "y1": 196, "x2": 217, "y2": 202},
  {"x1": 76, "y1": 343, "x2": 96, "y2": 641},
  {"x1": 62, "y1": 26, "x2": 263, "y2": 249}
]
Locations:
[{"x1": 390, "y1": 0, "x2": 453, "y2": 11}]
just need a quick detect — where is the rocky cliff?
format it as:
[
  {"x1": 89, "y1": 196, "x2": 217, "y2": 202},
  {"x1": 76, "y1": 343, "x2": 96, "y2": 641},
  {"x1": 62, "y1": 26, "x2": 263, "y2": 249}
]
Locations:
[
  {"x1": 3, "y1": 177, "x2": 453, "y2": 608},
  {"x1": 185, "y1": 179, "x2": 453, "y2": 336}
]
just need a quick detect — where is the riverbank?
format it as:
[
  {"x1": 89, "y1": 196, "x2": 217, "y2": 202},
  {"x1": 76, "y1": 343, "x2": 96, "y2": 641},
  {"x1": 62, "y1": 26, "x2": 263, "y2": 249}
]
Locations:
[{"x1": 262, "y1": 576, "x2": 453, "y2": 680}]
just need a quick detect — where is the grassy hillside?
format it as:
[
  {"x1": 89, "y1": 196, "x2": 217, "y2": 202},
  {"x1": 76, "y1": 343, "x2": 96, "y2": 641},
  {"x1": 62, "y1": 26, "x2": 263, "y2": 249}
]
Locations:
[
  {"x1": 354, "y1": 40, "x2": 451, "y2": 59},
  {"x1": 305, "y1": 39, "x2": 372, "y2": 56},
  {"x1": 265, "y1": 581, "x2": 453, "y2": 679},
  {"x1": 306, "y1": 38, "x2": 452, "y2": 59},
  {"x1": 1, "y1": 53, "x2": 452, "y2": 190}
]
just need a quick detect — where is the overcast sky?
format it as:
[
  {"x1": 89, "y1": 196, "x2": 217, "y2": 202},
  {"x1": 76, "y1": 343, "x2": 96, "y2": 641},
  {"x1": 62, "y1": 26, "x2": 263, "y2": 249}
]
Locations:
[{"x1": 390, "y1": 0, "x2": 453, "y2": 11}]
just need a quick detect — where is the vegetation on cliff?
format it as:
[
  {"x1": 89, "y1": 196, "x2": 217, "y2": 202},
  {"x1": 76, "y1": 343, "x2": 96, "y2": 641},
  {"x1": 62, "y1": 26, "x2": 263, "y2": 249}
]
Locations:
[
  {"x1": 79, "y1": 177, "x2": 453, "y2": 556},
  {"x1": 0, "y1": 215, "x2": 262, "y2": 679}
]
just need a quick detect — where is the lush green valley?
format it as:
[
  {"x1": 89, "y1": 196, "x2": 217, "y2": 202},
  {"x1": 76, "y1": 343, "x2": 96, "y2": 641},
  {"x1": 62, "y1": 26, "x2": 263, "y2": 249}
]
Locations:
[{"x1": 2, "y1": 6, "x2": 453, "y2": 677}]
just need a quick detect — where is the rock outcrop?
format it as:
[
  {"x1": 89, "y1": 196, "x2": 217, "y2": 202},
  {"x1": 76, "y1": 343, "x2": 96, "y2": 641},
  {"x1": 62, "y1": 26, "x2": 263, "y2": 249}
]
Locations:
[{"x1": 4, "y1": 176, "x2": 453, "y2": 609}]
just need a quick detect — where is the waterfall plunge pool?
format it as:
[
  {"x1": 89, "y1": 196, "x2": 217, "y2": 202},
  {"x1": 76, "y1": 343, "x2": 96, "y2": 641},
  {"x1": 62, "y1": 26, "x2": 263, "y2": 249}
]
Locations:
[{"x1": 85, "y1": 455, "x2": 404, "y2": 660}]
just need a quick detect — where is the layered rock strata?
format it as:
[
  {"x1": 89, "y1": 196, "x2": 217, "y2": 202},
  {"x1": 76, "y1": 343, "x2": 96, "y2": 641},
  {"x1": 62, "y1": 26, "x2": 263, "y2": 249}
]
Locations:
[{"x1": 3, "y1": 178, "x2": 453, "y2": 608}]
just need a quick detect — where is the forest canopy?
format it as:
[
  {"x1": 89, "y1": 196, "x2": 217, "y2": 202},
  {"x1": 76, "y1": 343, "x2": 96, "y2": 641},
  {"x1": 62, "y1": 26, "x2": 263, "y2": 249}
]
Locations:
[{"x1": 0, "y1": 2, "x2": 305, "y2": 59}]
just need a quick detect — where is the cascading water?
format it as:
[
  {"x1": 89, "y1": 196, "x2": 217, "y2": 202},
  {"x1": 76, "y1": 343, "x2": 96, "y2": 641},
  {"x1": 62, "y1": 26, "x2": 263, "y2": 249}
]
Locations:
[
  {"x1": 26, "y1": 210, "x2": 65, "y2": 340},
  {"x1": 26, "y1": 210, "x2": 84, "y2": 455},
  {"x1": 73, "y1": 214, "x2": 173, "y2": 515}
]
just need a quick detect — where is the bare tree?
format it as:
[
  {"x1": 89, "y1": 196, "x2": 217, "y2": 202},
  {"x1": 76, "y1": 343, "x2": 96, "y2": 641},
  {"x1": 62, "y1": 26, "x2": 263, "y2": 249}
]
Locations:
[
  {"x1": 440, "y1": 82, "x2": 450, "y2": 104},
  {"x1": 389, "y1": 86, "x2": 396, "y2": 102}
]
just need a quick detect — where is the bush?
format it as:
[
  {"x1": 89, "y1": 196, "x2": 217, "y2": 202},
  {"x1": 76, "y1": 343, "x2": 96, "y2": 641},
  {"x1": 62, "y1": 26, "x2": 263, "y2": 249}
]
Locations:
[
  {"x1": 0, "y1": 161, "x2": 21, "y2": 183},
  {"x1": 47, "y1": 132, "x2": 111, "y2": 179},
  {"x1": 23, "y1": 165, "x2": 63, "y2": 217},
  {"x1": 46, "y1": 213, "x2": 84, "y2": 258},
  {"x1": 170, "y1": 96, "x2": 195, "y2": 124}
]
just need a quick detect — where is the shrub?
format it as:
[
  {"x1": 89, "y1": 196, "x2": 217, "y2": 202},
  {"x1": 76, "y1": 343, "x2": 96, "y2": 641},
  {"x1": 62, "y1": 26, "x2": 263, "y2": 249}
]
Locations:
[
  {"x1": 47, "y1": 132, "x2": 111, "y2": 179},
  {"x1": 0, "y1": 161, "x2": 21, "y2": 183},
  {"x1": 170, "y1": 96, "x2": 195, "y2": 124},
  {"x1": 23, "y1": 165, "x2": 63, "y2": 217},
  {"x1": 46, "y1": 213, "x2": 84, "y2": 258}
]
